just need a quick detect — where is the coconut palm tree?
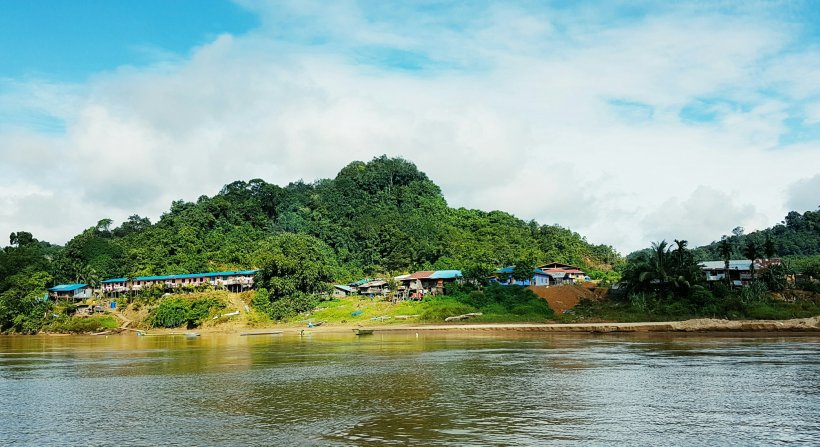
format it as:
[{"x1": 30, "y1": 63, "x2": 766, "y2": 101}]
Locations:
[
  {"x1": 673, "y1": 239, "x2": 688, "y2": 266},
  {"x1": 717, "y1": 238, "x2": 733, "y2": 285},
  {"x1": 743, "y1": 241, "x2": 761, "y2": 281}
]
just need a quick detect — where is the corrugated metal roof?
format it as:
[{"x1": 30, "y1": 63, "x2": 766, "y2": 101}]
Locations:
[
  {"x1": 538, "y1": 262, "x2": 582, "y2": 271},
  {"x1": 102, "y1": 270, "x2": 259, "y2": 283},
  {"x1": 543, "y1": 268, "x2": 584, "y2": 274},
  {"x1": 334, "y1": 285, "x2": 354, "y2": 292},
  {"x1": 494, "y1": 267, "x2": 549, "y2": 275},
  {"x1": 48, "y1": 283, "x2": 88, "y2": 292},
  {"x1": 360, "y1": 280, "x2": 387, "y2": 287},
  {"x1": 699, "y1": 260, "x2": 753, "y2": 270},
  {"x1": 430, "y1": 270, "x2": 463, "y2": 279},
  {"x1": 406, "y1": 271, "x2": 435, "y2": 280}
]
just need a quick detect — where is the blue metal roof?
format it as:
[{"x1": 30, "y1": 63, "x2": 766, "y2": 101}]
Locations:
[
  {"x1": 430, "y1": 270, "x2": 463, "y2": 279},
  {"x1": 102, "y1": 270, "x2": 259, "y2": 283},
  {"x1": 48, "y1": 283, "x2": 88, "y2": 292},
  {"x1": 494, "y1": 267, "x2": 549, "y2": 276},
  {"x1": 699, "y1": 260, "x2": 753, "y2": 270}
]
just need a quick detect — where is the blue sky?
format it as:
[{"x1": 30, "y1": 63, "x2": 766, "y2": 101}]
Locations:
[
  {"x1": 0, "y1": 0, "x2": 257, "y2": 80},
  {"x1": 1, "y1": 0, "x2": 819, "y2": 252}
]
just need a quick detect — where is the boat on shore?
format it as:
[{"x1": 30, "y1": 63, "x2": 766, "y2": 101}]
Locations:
[
  {"x1": 136, "y1": 331, "x2": 200, "y2": 337},
  {"x1": 239, "y1": 331, "x2": 283, "y2": 336},
  {"x1": 353, "y1": 328, "x2": 374, "y2": 335}
]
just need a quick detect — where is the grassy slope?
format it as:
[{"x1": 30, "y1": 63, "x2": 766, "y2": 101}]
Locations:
[{"x1": 302, "y1": 296, "x2": 555, "y2": 326}]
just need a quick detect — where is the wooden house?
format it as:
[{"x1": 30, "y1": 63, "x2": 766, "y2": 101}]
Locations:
[
  {"x1": 537, "y1": 262, "x2": 587, "y2": 285},
  {"x1": 358, "y1": 280, "x2": 389, "y2": 297},
  {"x1": 333, "y1": 285, "x2": 355, "y2": 297},
  {"x1": 395, "y1": 270, "x2": 462, "y2": 299},
  {"x1": 48, "y1": 284, "x2": 92, "y2": 301},
  {"x1": 102, "y1": 270, "x2": 258, "y2": 296},
  {"x1": 490, "y1": 267, "x2": 551, "y2": 286},
  {"x1": 698, "y1": 259, "x2": 782, "y2": 287}
]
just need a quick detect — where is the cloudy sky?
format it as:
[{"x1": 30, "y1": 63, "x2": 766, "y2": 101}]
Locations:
[{"x1": 1, "y1": 0, "x2": 819, "y2": 253}]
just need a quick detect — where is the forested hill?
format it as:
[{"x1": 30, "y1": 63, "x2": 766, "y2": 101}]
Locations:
[
  {"x1": 692, "y1": 208, "x2": 820, "y2": 260},
  {"x1": 1, "y1": 156, "x2": 621, "y2": 288}
]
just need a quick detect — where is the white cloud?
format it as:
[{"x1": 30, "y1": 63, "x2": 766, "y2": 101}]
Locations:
[
  {"x1": 787, "y1": 174, "x2": 820, "y2": 212},
  {"x1": 1, "y1": 1, "x2": 819, "y2": 254}
]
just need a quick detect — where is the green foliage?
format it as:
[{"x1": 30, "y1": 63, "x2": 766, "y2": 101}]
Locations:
[
  {"x1": 418, "y1": 297, "x2": 477, "y2": 322},
  {"x1": 760, "y1": 264, "x2": 788, "y2": 292},
  {"x1": 575, "y1": 285, "x2": 820, "y2": 322},
  {"x1": 622, "y1": 240, "x2": 703, "y2": 298},
  {"x1": 698, "y1": 208, "x2": 820, "y2": 259},
  {"x1": 255, "y1": 233, "x2": 339, "y2": 299},
  {"x1": 0, "y1": 270, "x2": 53, "y2": 334},
  {"x1": 149, "y1": 296, "x2": 226, "y2": 328},
  {"x1": 794, "y1": 279, "x2": 820, "y2": 294},
  {"x1": 790, "y1": 255, "x2": 820, "y2": 277},
  {"x1": 738, "y1": 281, "x2": 769, "y2": 304},
  {"x1": 448, "y1": 283, "x2": 555, "y2": 320},
  {"x1": 44, "y1": 316, "x2": 119, "y2": 333},
  {"x1": 260, "y1": 293, "x2": 320, "y2": 321}
]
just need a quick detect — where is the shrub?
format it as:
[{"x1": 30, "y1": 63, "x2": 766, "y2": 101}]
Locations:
[
  {"x1": 795, "y1": 279, "x2": 820, "y2": 294},
  {"x1": 150, "y1": 296, "x2": 226, "y2": 328},
  {"x1": 509, "y1": 299, "x2": 553, "y2": 316},
  {"x1": 760, "y1": 264, "x2": 788, "y2": 292},
  {"x1": 45, "y1": 316, "x2": 119, "y2": 333},
  {"x1": 689, "y1": 286, "x2": 715, "y2": 306},
  {"x1": 257, "y1": 292, "x2": 320, "y2": 321},
  {"x1": 739, "y1": 281, "x2": 769, "y2": 304},
  {"x1": 628, "y1": 292, "x2": 651, "y2": 313},
  {"x1": 418, "y1": 298, "x2": 476, "y2": 322},
  {"x1": 711, "y1": 282, "x2": 731, "y2": 299}
]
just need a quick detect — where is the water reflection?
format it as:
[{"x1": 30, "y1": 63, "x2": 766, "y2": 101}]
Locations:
[{"x1": 1, "y1": 333, "x2": 818, "y2": 446}]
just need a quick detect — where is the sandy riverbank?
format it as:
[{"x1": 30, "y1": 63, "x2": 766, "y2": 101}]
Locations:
[{"x1": 125, "y1": 316, "x2": 820, "y2": 336}]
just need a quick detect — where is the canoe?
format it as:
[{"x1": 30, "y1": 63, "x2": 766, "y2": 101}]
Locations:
[
  {"x1": 137, "y1": 332, "x2": 200, "y2": 337},
  {"x1": 240, "y1": 331, "x2": 283, "y2": 336},
  {"x1": 353, "y1": 328, "x2": 374, "y2": 335}
]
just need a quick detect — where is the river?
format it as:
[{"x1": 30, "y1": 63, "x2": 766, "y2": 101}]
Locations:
[{"x1": 1, "y1": 332, "x2": 818, "y2": 446}]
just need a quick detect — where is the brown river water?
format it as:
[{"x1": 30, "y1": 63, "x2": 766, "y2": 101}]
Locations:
[{"x1": 1, "y1": 332, "x2": 818, "y2": 446}]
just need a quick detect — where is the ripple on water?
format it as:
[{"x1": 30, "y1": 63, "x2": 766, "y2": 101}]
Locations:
[{"x1": 0, "y1": 333, "x2": 818, "y2": 446}]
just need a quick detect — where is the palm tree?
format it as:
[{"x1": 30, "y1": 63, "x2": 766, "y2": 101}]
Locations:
[
  {"x1": 634, "y1": 241, "x2": 691, "y2": 291},
  {"x1": 673, "y1": 239, "x2": 688, "y2": 266},
  {"x1": 717, "y1": 238, "x2": 733, "y2": 285},
  {"x1": 743, "y1": 241, "x2": 761, "y2": 281},
  {"x1": 764, "y1": 235, "x2": 776, "y2": 259}
]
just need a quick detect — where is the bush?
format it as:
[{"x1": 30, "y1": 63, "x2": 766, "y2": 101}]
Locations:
[
  {"x1": 254, "y1": 291, "x2": 320, "y2": 321},
  {"x1": 739, "y1": 281, "x2": 769, "y2": 304},
  {"x1": 418, "y1": 298, "x2": 476, "y2": 322},
  {"x1": 45, "y1": 316, "x2": 119, "y2": 333},
  {"x1": 795, "y1": 279, "x2": 820, "y2": 293},
  {"x1": 150, "y1": 296, "x2": 226, "y2": 328},
  {"x1": 711, "y1": 282, "x2": 732, "y2": 299},
  {"x1": 760, "y1": 264, "x2": 788, "y2": 292},
  {"x1": 509, "y1": 299, "x2": 553, "y2": 316},
  {"x1": 689, "y1": 286, "x2": 715, "y2": 306}
]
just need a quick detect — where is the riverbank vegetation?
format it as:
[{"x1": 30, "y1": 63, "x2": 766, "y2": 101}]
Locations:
[
  {"x1": 570, "y1": 236, "x2": 820, "y2": 323},
  {"x1": 287, "y1": 284, "x2": 555, "y2": 326},
  {"x1": 1, "y1": 157, "x2": 818, "y2": 333}
]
